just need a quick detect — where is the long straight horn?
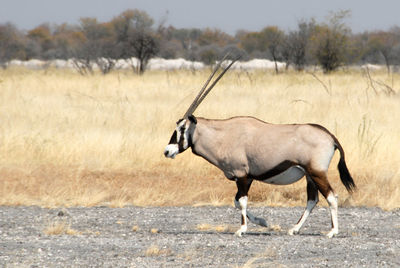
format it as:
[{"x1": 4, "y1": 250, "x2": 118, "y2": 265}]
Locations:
[
  {"x1": 190, "y1": 56, "x2": 240, "y2": 114},
  {"x1": 183, "y1": 53, "x2": 232, "y2": 119},
  {"x1": 183, "y1": 54, "x2": 240, "y2": 118}
]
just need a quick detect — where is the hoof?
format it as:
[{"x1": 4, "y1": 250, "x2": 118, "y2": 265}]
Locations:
[
  {"x1": 234, "y1": 226, "x2": 247, "y2": 237},
  {"x1": 234, "y1": 230, "x2": 243, "y2": 237},
  {"x1": 288, "y1": 228, "x2": 299, "y2": 236},
  {"x1": 326, "y1": 229, "x2": 338, "y2": 238}
]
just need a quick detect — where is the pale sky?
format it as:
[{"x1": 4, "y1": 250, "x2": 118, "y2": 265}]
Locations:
[{"x1": 1, "y1": 0, "x2": 399, "y2": 34}]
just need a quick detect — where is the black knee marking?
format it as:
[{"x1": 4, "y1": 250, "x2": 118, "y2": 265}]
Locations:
[
  {"x1": 235, "y1": 177, "x2": 253, "y2": 202},
  {"x1": 306, "y1": 177, "x2": 319, "y2": 202}
]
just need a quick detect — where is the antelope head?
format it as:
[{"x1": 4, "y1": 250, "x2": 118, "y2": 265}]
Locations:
[{"x1": 164, "y1": 55, "x2": 239, "y2": 159}]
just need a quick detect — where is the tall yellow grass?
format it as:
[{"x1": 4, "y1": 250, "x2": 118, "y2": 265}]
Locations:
[{"x1": 0, "y1": 67, "x2": 399, "y2": 209}]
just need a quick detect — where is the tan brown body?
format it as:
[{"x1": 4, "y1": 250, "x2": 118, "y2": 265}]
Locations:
[{"x1": 191, "y1": 116, "x2": 335, "y2": 181}]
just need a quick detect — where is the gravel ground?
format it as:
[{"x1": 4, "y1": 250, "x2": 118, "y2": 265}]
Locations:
[{"x1": 0, "y1": 205, "x2": 399, "y2": 267}]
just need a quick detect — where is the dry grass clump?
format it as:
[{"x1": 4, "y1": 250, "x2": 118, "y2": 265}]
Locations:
[
  {"x1": 196, "y1": 223, "x2": 213, "y2": 231},
  {"x1": 267, "y1": 224, "x2": 282, "y2": 232},
  {"x1": 0, "y1": 67, "x2": 399, "y2": 209},
  {"x1": 196, "y1": 223, "x2": 281, "y2": 234},
  {"x1": 150, "y1": 228, "x2": 160, "y2": 234},
  {"x1": 43, "y1": 220, "x2": 79, "y2": 235},
  {"x1": 237, "y1": 248, "x2": 280, "y2": 268},
  {"x1": 196, "y1": 223, "x2": 237, "y2": 233},
  {"x1": 144, "y1": 245, "x2": 172, "y2": 257}
]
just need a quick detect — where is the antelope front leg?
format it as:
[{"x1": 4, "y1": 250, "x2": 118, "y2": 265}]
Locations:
[
  {"x1": 234, "y1": 177, "x2": 252, "y2": 237},
  {"x1": 234, "y1": 196, "x2": 248, "y2": 237}
]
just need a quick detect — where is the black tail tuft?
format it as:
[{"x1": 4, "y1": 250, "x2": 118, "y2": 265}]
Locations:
[
  {"x1": 311, "y1": 124, "x2": 356, "y2": 193},
  {"x1": 338, "y1": 156, "x2": 356, "y2": 193}
]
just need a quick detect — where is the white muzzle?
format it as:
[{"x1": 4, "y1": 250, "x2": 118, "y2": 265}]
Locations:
[{"x1": 164, "y1": 144, "x2": 179, "y2": 159}]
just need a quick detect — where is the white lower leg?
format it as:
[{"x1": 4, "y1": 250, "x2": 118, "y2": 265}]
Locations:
[
  {"x1": 235, "y1": 196, "x2": 248, "y2": 237},
  {"x1": 288, "y1": 199, "x2": 317, "y2": 235},
  {"x1": 326, "y1": 193, "x2": 338, "y2": 238},
  {"x1": 235, "y1": 198, "x2": 268, "y2": 227}
]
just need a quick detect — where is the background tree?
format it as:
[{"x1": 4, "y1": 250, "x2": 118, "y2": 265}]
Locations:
[
  {"x1": 74, "y1": 18, "x2": 118, "y2": 74},
  {"x1": 259, "y1": 26, "x2": 285, "y2": 73},
  {"x1": 239, "y1": 27, "x2": 284, "y2": 73},
  {"x1": 51, "y1": 23, "x2": 84, "y2": 60},
  {"x1": 239, "y1": 31, "x2": 262, "y2": 57},
  {"x1": 197, "y1": 28, "x2": 233, "y2": 47},
  {"x1": 311, "y1": 10, "x2": 352, "y2": 73},
  {"x1": 220, "y1": 44, "x2": 247, "y2": 61},
  {"x1": 168, "y1": 28, "x2": 202, "y2": 60},
  {"x1": 157, "y1": 26, "x2": 184, "y2": 59},
  {"x1": 198, "y1": 44, "x2": 220, "y2": 65},
  {"x1": 111, "y1": 9, "x2": 159, "y2": 74},
  {"x1": 284, "y1": 19, "x2": 316, "y2": 71},
  {"x1": 347, "y1": 32, "x2": 370, "y2": 64},
  {"x1": 27, "y1": 24, "x2": 54, "y2": 59},
  {"x1": 128, "y1": 30, "x2": 159, "y2": 73},
  {"x1": 390, "y1": 26, "x2": 400, "y2": 67},
  {"x1": 368, "y1": 30, "x2": 399, "y2": 73},
  {"x1": 27, "y1": 23, "x2": 84, "y2": 60},
  {"x1": 74, "y1": 18, "x2": 100, "y2": 74},
  {"x1": 0, "y1": 23, "x2": 26, "y2": 68}
]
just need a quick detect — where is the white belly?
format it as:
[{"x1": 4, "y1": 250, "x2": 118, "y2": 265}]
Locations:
[{"x1": 262, "y1": 165, "x2": 305, "y2": 185}]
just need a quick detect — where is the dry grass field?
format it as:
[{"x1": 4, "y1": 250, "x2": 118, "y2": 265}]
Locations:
[{"x1": 0, "y1": 67, "x2": 399, "y2": 210}]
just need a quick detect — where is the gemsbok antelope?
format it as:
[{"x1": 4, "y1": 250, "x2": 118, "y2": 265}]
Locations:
[{"x1": 164, "y1": 57, "x2": 356, "y2": 238}]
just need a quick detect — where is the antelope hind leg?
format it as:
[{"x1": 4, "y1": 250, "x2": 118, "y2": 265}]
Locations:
[
  {"x1": 288, "y1": 176, "x2": 318, "y2": 235},
  {"x1": 310, "y1": 171, "x2": 339, "y2": 238},
  {"x1": 325, "y1": 192, "x2": 339, "y2": 238}
]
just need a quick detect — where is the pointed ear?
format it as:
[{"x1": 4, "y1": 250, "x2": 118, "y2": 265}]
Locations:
[{"x1": 188, "y1": 115, "x2": 197, "y2": 124}]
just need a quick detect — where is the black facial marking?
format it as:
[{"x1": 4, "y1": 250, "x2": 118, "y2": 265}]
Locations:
[
  {"x1": 168, "y1": 118, "x2": 194, "y2": 153},
  {"x1": 188, "y1": 115, "x2": 197, "y2": 124},
  {"x1": 177, "y1": 124, "x2": 186, "y2": 152},
  {"x1": 168, "y1": 131, "x2": 177, "y2": 144}
]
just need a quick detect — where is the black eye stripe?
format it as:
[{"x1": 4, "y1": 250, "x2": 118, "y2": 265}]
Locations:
[
  {"x1": 178, "y1": 126, "x2": 185, "y2": 148},
  {"x1": 168, "y1": 131, "x2": 177, "y2": 144},
  {"x1": 180, "y1": 126, "x2": 185, "y2": 136},
  {"x1": 176, "y1": 123, "x2": 190, "y2": 151}
]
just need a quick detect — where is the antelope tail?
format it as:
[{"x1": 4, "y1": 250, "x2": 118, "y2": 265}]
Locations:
[{"x1": 335, "y1": 141, "x2": 356, "y2": 193}]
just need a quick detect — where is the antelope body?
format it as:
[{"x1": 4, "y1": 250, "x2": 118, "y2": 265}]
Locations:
[{"x1": 164, "y1": 56, "x2": 355, "y2": 238}]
